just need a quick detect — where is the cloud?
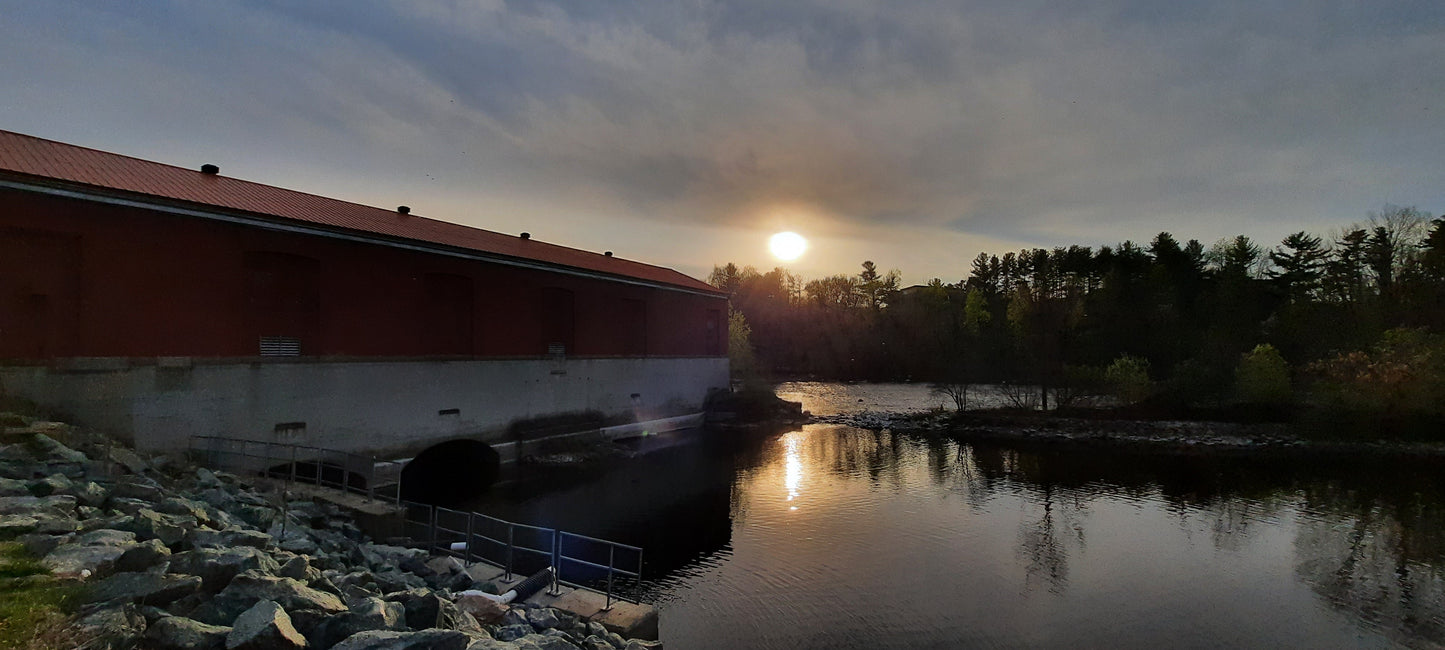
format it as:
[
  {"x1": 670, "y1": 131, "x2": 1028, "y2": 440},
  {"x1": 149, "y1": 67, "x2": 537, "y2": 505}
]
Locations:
[{"x1": 2, "y1": 0, "x2": 1442, "y2": 281}]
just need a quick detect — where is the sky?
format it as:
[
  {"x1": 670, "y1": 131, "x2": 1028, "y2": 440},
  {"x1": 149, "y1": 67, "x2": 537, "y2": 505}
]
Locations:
[{"x1": 2, "y1": 1, "x2": 1443, "y2": 286}]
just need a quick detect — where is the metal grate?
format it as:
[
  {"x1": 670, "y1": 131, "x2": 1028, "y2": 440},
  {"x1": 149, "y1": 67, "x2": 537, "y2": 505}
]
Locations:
[{"x1": 259, "y1": 336, "x2": 301, "y2": 357}]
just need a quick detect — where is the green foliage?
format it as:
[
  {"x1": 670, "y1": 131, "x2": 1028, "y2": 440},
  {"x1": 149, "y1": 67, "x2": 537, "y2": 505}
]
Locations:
[
  {"x1": 1104, "y1": 356, "x2": 1153, "y2": 405},
  {"x1": 1305, "y1": 329, "x2": 1445, "y2": 431},
  {"x1": 727, "y1": 308, "x2": 762, "y2": 388},
  {"x1": 1235, "y1": 344, "x2": 1292, "y2": 405},
  {"x1": 0, "y1": 542, "x2": 85, "y2": 650}
]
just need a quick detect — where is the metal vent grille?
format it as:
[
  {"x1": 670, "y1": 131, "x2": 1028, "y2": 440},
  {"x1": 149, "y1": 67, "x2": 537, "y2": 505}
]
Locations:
[{"x1": 259, "y1": 336, "x2": 301, "y2": 357}]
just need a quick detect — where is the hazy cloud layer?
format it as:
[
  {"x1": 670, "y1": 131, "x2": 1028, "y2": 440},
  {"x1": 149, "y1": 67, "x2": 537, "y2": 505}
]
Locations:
[{"x1": 2, "y1": 0, "x2": 1442, "y2": 281}]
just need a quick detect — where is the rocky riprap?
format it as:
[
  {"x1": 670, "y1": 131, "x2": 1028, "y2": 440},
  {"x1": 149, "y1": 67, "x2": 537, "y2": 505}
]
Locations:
[{"x1": 0, "y1": 414, "x2": 662, "y2": 650}]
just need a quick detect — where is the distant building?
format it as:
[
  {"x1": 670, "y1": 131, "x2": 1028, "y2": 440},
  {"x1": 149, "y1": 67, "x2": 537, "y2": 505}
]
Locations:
[{"x1": 0, "y1": 130, "x2": 728, "y2": 455}]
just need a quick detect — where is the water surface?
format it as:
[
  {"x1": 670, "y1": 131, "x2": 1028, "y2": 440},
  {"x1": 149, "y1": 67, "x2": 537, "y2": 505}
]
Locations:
[{"x1": 470, "y1": 383, "x2": 1445, "y2": 648}]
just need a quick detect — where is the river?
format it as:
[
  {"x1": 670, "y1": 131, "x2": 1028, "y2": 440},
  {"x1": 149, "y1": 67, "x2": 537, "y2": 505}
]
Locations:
[{"x1": 466, "y1": 382, "x2": 1445, "y2": 649}]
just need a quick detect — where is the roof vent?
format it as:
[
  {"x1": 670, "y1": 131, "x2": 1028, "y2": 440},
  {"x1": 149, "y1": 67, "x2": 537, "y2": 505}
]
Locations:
[
  {"x1": 200, "y1": 164, "x2": 220, "y2": 175},
  {"x1": 604, "y1": 251, "x2": 613, "y2": 257},
  {"x1": 520, "y1": 232, "x2": 531, "y2": 240},
  {"x1": 397, "y1": 206, "x2": 410, "y2": 215}
]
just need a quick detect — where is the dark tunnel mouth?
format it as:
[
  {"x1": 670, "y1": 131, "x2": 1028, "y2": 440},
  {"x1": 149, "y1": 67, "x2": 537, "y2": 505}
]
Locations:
[{"x1": 399, "y1": 439, "x2": 501, "y2": 506}]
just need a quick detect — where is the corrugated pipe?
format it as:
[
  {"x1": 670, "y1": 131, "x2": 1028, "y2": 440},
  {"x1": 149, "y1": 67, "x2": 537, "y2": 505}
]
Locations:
[{"x1": 457, "y1": 566, "x2": 555, "y2": 604}]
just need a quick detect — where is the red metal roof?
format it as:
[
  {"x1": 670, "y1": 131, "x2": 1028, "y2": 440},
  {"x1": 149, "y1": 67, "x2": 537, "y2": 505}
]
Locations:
[{"x1": 0, "y1": 129, "x2": 722, "y2": 295}]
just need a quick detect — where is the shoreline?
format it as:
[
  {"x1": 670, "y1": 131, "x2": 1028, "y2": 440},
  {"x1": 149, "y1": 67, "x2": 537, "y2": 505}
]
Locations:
[{"x1": 808, "y1": 409, "x2": 1445, "y2": 459}]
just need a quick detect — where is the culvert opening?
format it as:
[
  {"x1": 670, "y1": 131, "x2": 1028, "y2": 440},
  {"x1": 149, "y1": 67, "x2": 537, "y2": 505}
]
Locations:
[{"x1": 400, "y1": 439, "x2": 501, "y2": 506}]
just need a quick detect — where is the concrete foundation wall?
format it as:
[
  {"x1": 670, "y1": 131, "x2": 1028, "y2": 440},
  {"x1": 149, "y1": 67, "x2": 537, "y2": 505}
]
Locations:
[{"x1": 0, "y1": 357, "x2": 728, "y2": 454}]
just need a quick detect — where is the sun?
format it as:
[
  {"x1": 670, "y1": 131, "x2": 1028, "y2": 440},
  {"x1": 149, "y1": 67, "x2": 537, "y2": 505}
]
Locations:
[{"x1": 768, "y1": 231, "x2": 808, "y2": 261}]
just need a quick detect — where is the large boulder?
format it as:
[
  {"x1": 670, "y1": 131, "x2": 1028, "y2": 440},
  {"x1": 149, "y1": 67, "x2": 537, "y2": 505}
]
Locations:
[
  {"x1": 0, "y1": 494, "x2": 77, "y2": 516},
  {"x1": 383, "y1": 589, "x2": 482, "y2": 633},
  {"x1": 115, "y1": 538, "x2": 172, "y2": 573},
  {"x1": 188, "y1": 528, "x2": 272, "y2": 550},
  {"x1": 169, "y1": 547, "x2": 282, "y2": 593},
  {"x1": 226, "y1": 600, "x2": 308, "y2": 650},
  {"x1": 454, "y1": 595, "x2": 507, "y2": 625},
  {"x1": 194, "y1": 571, "x2": 347, "y2": 626},
  {"x1": 41, "y1": 528, "x2": 138, "y2": 579},
  {"x1": 518, "y1": 633, "x2": 583, "y2": 650},
  {"x1": 31, "y1": 432, "x2": 88, "y2": 464},
  {"x1": 309, "y1": 597, "x2": 408, "y2": 648},
  {"x1": 143, "y1": 616, "x2": 231, "y2": 650},
  {"x1": 85, "y1": 571, "x2": 203, "y2": 607},
  {"x1": 116, "y1": 508, "x2": 194, "y2": 547},
  {"x1": 69, "y1": 603, "x2": 147, "y2": 650},
  {"x1": 328, "y1": 630, "x2": 473, "y2": 650}
]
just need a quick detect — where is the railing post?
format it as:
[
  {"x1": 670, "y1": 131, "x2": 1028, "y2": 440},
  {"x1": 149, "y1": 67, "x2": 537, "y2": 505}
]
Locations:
[
  {"x1": 289, "y1": 445, "x2": 297, "y2": 485},
  {"x1": 550, "y1": 530, "x2": 561, "y2": 595},
  {"x1": 605, "y1": 544, "x2": 615, "y2": 610},
  {"x1": 367, "y1": 456, "x2": 376, "y2": 501},
  {"x1": 505, "y1": 524, "x2": 515, "y2": 582},
  {"x1": 428, "y1": 505, "x2": 438, "y2": 552},
  {"x1": 464, "y1": 512, "x2": 474, "y2": 564}
]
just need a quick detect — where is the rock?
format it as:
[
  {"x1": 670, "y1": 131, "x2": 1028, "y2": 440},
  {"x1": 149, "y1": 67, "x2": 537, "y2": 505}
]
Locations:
[
  {"x1": 70, "y1": 481, "x2": 109, "y2": 508},
  {"x1": 85, "y1": 571, "x2": 203, "y2": 606},
  {"x1": 454, "y1": 595, "x2": 507, "y2": 625},
  {"x1": 385, "y1": 589, "x2": 480, "y2": 632},
  {"x1": 226, "y1": 600, "x2": 308, "y2": 650},
  {"x1": 0, "y1": 477, "x2": 29, "y2": 496},
  {"x1": 108, "y1": 497, "x2": 157, "y2": 517},
  {"x1": 194, "y1": 571, "x2": 347, "y2": 625},
  {"x1": 112, "y1": 475, "x2": 166, "y2": 501},
  {"x1": 159, "y1": 497, "x2": 213, "y2": 525},
  {"x1": 623, "y1": 641, "x2": 662, "y2": 650},
  {"x1": 144, "y1": 616, "x2": 231, "y2": 650},
  {"x1": 169, "y1": 547, "x2": 282, "y2": 593},
  {"x1": 580, "y1": 636, "x2": 616, "y2": 650},
  {"x1": 358, "y1": 543, "x2": 428, "y2": 572},
  {"x1": 117, "y1": 508, "x2": 191, "y2": 546},
  {"x1": 196, "y1": 468, "x2": 222, "y2": 489},
  {"x1": 312, "y1": 597, "x2": 408, "y2": 647},
  {"x1": 520, "y1": 633, "x2": 582, "y2": 650},
  {"x1": 373, "y1": 569, "x2": 428, "y2": 594},
  {"x1": 526, "y1": 607, "x2": 561, "y2": 630},
  {"x1": 27, "y1": 472, "x2": 72, "y2": 496},
  {"x1": 0, "y1": 514, "x2": 38, "y2": 536},
  {"x1": 0, "y1": 493, "x2": 77, "y2": 516},
  {"x1": 493, "y1": 624, "x2": 534, "y2": 642},
  {"x1": 329, "y1": 630, "x2": 473, "y2": 650},
  {"x1": 18, "y1": 532, "x2": 67, "y2": 556},
  {"x1": 42, "y1": 529, "x2": 138, "y2": 579},
  {"x1": 426, "y1": 555, "x2": 467, "y2": 576},
  {"x1": 189, "y1": 528, "x2": 272, "y2": 550},
  {"x1": 32, "y1": 433, "x2": 88, "y2": 463},
  {"x1": 76, "y1": 528, "x2": 139, "y2": 546},
  {"x1": 115, "y1": 538, "x2": 173, "y2": 572},
  {"x1": 502, "y1": 608, "x2": 531, "y2": 628},
  {"x1": 278, "y1": 536, "x2": 320, "y2": 555},
  {"x1": 70, "y1": 603, "x2": 147, "y2": 650},
  {"x1": 109, "y1": 446, "x2": 151, "y2": 475},
  {"x1": 278, "y1": 556, "x2": 312, "y2": 580}
]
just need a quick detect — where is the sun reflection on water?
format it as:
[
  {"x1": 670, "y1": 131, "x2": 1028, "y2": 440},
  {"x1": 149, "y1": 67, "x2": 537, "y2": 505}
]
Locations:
[{"x1": 783, "y1": 432, "x2": 802, "y2": 508}]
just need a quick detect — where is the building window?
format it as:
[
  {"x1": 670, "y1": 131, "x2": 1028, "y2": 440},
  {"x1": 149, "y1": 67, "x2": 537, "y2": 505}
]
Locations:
[
  {"x1": 423, "y1": 273, "x2": 474, "y2": 355},
  {"x1": 245, "y1": 252, "x2": 320, "y2": 356},
  {"x1": 540, "y1": 287, "x2": 574, "y2": 355}
]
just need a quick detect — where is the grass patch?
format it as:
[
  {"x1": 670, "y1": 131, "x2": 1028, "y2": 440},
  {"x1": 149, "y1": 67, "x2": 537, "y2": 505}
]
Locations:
[{"x1": 0, "y1": 542, "x2": 86, "y2": 650}]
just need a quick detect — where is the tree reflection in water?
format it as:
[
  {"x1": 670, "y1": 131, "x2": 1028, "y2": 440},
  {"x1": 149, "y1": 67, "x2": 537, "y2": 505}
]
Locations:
[{"x1": 937, "y1": 438, "x2": 1445, "y2": 645}]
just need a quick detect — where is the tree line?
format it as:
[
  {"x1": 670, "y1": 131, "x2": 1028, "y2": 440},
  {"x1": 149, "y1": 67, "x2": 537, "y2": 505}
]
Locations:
[{"x1": 712, "y1": 205, "x2": 1445, "y2": 434}]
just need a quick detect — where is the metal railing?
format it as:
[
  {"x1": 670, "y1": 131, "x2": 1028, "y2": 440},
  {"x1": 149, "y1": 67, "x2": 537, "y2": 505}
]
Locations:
[
  {"x1": 188, "y1": 435, "x2": 405, "y2": 505},
  {"x1": 403, "y1": 500, "x2": 644, "y2": 609}
]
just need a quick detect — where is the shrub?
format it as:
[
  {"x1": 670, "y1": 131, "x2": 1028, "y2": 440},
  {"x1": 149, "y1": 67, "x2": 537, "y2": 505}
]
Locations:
[
  {"x1": 1235, "y1": 344, "x2": 1291, "y2": 405},
  {"x1": 1104, "y1": 356, "x2": 1152, "y2": 405}
]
